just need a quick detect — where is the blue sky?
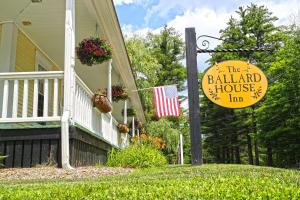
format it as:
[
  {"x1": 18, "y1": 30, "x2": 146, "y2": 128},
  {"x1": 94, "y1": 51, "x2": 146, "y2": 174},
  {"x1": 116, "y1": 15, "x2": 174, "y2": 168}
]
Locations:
[
  {"x1": 114, "y1": 0, "x2": 299, "y2": 71},
  {"x1": 114, "y1": 0, "x2": 299, "y2": 107}
]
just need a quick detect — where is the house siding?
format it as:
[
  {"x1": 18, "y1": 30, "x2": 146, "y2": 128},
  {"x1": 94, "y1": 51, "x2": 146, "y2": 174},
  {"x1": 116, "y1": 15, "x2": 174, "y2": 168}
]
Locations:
[
  {"x1": 15, "y1": 30, "x2": 62, "y2": 117},
  {"x1": 0, "y1": 24, "x2": 2, "y2": 45}
]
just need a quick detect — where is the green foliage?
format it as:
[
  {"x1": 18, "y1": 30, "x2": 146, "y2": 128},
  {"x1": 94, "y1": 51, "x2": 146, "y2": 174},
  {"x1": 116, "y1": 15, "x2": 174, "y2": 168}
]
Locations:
[
  {"x1": 147, "y1": 26, "x2": 186, "y2": 91},
  {"x1": 256, "y1": 29, "x2": 300, "y2": 167},
  {"x1": 106, "y1": 145, "x2": 167, "y2": 168},
  {"x1": 0, "y1": 165, "x2": 299, "y2": 199},
  {"x1": 0, "y1": 155, "x2": 7, "y2": 168},
  {"x1": 200, "y1": 4, "x2": 300, "y2": 168},
  {"x1": 121, "y1": 108, "x2": 136, "y2": 117},
  {"x1": 126, "y1": 26, "x2": 188, "y2": 164},
  {"x1": 146, "y1": 118, "x2": 179, "y2": 152}
]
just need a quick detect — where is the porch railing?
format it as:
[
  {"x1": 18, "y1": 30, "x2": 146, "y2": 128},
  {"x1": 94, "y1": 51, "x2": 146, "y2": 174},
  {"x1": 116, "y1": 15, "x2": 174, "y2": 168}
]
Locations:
[
  {"x1": 74, "y1": 74, "x2": 121, "y2": 147},
  {"x1": 0, "y1": 71, "x2": 64, "y2": 123}
]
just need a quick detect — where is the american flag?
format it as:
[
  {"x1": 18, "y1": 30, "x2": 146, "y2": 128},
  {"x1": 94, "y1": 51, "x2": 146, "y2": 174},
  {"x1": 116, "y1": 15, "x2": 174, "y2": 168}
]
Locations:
[{"x1": 153, "y1": 85, "x2": 180, "y2": 118}]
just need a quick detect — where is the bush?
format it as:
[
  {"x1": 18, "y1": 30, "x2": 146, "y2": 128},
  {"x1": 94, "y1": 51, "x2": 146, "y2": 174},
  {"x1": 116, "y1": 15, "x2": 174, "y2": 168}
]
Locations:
[
  {"x1": 131, "y1": 134, "x2": 166, "y2": 150},
  {"x1": 107, "y1": 145, "x2": 167, "y2": 168},
  {"x1": 0, "y1": 155, "x2": 7, "y2": 168}
]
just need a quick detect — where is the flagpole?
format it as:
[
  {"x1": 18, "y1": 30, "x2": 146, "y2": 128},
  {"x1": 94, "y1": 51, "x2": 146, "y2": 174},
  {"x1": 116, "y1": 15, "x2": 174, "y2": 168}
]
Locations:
[
  {"x1": 180, "y1": 133, "x2": 184, "y2": 165},
  {"x1": 132, "y1": 84, "x2": 178, "y2": 92}
]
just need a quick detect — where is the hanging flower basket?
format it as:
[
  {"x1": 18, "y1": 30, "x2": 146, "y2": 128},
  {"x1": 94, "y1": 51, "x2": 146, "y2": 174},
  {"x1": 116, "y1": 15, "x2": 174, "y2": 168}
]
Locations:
[
  {"x1": 117, "y1": 123, "x2": 129, "y2": 133},
  {"x1": 121, "y1": 108, "x2": 136, "y2": 117},
  {"x1": 92, "y1": 90, "x2": 112, "y2": 113},
  {"x1": 76, "y1": 37, "x2": 112, "y2": 66},
  {"x1": 103, "y1": 85, "x2": 128, "y2": 102},
  {"x1": 137, "y1": 121, "x2": 143, "y2": 129}
]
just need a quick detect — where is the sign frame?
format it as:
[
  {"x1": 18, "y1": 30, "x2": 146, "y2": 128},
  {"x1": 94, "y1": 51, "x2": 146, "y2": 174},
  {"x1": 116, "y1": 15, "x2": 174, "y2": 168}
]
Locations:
[{"x1": 201, "y1": 60, "x2": 268, "y2": 109}]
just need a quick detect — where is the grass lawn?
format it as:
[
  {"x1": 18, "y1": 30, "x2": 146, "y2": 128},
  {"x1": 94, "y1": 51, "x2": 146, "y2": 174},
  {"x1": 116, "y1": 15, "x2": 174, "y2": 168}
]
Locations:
[{"x1": 0, "y1": 164, "x2": 299, "y2": 199}]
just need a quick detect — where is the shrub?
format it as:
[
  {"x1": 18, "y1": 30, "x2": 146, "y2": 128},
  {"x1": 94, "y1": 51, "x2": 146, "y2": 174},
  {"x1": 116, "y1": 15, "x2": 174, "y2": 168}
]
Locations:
[
  {"x1": 106, "y1": 145, "x2": 167, "y2": 168},
  {"x1": 131, "y1": 134, "x2": 166, "y2": 150},
  {"x1": 0, "y1": 155, "x2": 7, "y2": 168}
]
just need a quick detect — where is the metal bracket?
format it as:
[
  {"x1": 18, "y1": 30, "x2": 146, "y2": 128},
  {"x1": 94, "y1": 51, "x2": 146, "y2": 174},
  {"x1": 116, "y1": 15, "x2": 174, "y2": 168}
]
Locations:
[{"x1": 196, "y1": 35, "x2": 272, "y2": 54}]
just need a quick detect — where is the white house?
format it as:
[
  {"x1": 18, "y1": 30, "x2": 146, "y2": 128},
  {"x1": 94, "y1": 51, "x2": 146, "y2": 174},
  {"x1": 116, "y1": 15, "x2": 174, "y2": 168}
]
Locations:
[{"x1": 0, "y1": 0, "x2": 145, "y2": 168}]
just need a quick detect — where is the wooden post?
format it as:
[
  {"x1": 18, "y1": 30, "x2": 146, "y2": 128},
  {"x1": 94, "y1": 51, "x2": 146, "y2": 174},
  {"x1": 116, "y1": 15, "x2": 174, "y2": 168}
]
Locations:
[
  {"x1": 0, "y1": 22, "x2": 17, "y2": 117},
  {"x1": 132, "y1": 116, "x2": 135, "y2": 137},
  {"x1": 185, "y1": 27, "x2": 202, "y2": 165},
  {"x1": 180, "y1": 133, "x2": 184, "y2": 165},
  {"x1": 61, "y1": 0, "x2": 75, "y2": 169},
  {"x1": 107, "y1": 59, "x2": 112, "y2": 103},
  {"x1": 107, "y1": 59, "x2": 113, "y2": 142},
  {"x1": 124, "y1": 100, "x2": 127, "y2": 124}
]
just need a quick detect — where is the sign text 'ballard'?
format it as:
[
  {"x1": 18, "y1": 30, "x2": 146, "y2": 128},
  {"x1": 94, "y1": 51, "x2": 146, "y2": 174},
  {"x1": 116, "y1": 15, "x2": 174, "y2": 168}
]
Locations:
[{"x1": 202, "y1": 60, "x2": 268, "y2": 108}]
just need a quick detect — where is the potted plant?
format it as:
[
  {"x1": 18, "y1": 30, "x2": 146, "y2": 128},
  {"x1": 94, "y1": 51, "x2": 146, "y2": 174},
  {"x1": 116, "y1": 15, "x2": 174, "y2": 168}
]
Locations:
[
  {"x1": 76, "y1": 37, "x2": 112, "y2": 66},
  {"x1": 117, "y1": 123, "x2": 129, "y2": 133},
  {"x1": 122, "y1": 108, "x2": 136, "y2": 117},
  {"x1": 129, "y1": 119, "x2": 142, "y2": 129},
  {"x1": 111, "y1": 85, "x2": 128, "y2": 102},
  {"x1": 92, "y1": 89, "x2": 112, "y2": 113},
  {"x1": 137, "y1": 121, "x2": 143, "y2": 129}
]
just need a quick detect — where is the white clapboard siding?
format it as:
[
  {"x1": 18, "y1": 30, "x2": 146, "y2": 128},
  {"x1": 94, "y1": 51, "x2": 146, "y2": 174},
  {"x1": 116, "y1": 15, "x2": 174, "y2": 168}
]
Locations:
[{"x1": 0, "y1": 71, "x2": 63, "y2": 123}]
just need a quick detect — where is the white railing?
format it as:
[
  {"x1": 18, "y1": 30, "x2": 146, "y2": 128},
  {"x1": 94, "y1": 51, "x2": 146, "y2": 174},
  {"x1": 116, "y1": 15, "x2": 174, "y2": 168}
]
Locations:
[
  {"x1": 0, "y1": 71, "x2": 63, "y2": 123},
  {"x1": 112, "y1": 119, "x2": 120, "y2": 146},
  {"x1": 73, "y1": 75, "x2": 102, "y2": 135},
  {"x1": 101, "y1": 112, "x2": 111, "y2": 141},
  {"x1": 74, "y1": 74, "x2": 122, "y2": 148}
]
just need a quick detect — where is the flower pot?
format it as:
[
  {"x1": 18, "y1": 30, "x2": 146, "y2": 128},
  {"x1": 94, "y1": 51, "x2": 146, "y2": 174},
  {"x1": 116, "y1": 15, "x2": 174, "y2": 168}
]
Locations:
[
  {"x1": 137, "y1": 121, "x2": 143, "y2": 129},
  {"x1": 76, "y1": 37, "x2": 112, "y2": 66},
  {"x1": 117, "y1": 123, "x2": 129, "y2": 133},
  {"x1": 93, "y1": 94, "x2": 112, "y2": 113}
]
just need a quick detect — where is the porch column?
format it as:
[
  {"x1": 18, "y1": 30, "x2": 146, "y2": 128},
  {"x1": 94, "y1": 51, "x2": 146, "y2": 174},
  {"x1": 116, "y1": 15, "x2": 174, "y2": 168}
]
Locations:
[
  {"x1": 132, "y1": 116, "x2": 135, "y2": 137},
  {"x1": 61, "y1": 0, "x2": 75, "y2": 169},
  {"x1": 107, "y1": 59, "x2": 113, "y2": 142},
  {"x1": 107, "y1": 59, "x2": 112, "y2": 102},
  {"x1": 0, "y1": 22, "x2": 18, "y2": 117},
  {"x1": 123, "y1": 100, "x2": 127, "y2": 124}
]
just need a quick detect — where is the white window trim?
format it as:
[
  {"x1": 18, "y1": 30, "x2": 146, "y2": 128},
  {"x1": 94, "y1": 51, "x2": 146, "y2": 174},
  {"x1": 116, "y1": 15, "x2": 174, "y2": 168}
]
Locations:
[{"x1": 35, "y1": 50, "x2": 52, "y2": 71}]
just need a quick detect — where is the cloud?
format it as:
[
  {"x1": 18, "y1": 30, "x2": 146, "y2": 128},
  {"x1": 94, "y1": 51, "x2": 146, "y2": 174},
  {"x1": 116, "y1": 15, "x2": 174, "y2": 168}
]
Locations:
[
  {"x1": 122, "y1": 0, "x2": 300, "y2": 70},
  {"x1": 144, "y1": 0, "x2": 204, "y2": 25},
  {"x1": 167, "y1": 7, "x2": 232, "y2": 71},
  {"x1": 113, "y1": 0, "x2": 135, "y2": 6},
  {"x1": 113, "y1": 0, "x2": 154, "y2": 7},
  {"x1": 121, "y1": 24, "x2": 161, "y2": 38}
]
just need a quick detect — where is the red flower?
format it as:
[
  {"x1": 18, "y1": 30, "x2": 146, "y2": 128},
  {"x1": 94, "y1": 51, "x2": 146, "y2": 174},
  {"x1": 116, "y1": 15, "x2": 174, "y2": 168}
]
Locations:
[{"x1": 95, "y1": 49, "x2": 105, "y2": 56}]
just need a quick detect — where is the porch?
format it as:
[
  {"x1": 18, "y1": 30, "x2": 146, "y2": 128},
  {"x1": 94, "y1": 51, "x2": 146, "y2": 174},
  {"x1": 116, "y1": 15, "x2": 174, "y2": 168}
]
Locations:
[{"x1": 0, "y1": 0, "x2": 144, "y2": 168}]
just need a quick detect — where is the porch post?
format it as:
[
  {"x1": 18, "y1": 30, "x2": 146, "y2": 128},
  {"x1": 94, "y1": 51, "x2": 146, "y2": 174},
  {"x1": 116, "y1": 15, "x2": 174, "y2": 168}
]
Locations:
[
  {"x1": 107, "y1": 59, "x2": 112, "y2": 102},
  {"x1": 132, "y1": 116, "x2": 135, "y2": 137},
  {"x1": 61, "y1": 0, "x2": 75, "y2": 169},
  {"x1": 0, "y1": 22, "x2": 18, "y2": 117},
  {"x1": 107, "y1": 59, "x2": 113, "y2": 142},
  {"x1": 124, "y1": 100, "x2": 127, "y2": 124}
]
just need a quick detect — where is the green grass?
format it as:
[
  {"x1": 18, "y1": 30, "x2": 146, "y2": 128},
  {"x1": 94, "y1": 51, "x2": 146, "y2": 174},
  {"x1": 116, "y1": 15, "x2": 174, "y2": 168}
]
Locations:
[{"x1": 0, "y1": 164, "x2": 299, "y2": 199}]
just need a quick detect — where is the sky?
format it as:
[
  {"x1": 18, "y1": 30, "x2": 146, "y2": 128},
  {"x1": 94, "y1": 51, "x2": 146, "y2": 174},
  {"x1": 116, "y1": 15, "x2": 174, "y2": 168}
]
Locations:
[
  {"x1": 114, "y1": 0, "x2": 299, "y2": 71},
  {"x1": 113, "y1": 0, "x2": 300, "y2": 106}
]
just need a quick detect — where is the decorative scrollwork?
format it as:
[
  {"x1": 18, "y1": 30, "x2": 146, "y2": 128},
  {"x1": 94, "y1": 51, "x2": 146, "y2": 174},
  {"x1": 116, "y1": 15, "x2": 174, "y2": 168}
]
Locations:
[{"x1": 196, "y1": 35, "x2": 224, "y2": 51}]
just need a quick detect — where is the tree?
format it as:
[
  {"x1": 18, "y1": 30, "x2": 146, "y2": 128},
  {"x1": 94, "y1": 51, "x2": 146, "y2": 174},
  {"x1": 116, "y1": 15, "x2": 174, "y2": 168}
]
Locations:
[
  {"x1": 126, "y1": 36, "x2": 161, "y2": 120},
  {"x1": 256, "y1": 28, "x2": 300, "y2": 167},
  {"x1": 201, "y1": 4, "x2": 284, "y2": 166},
  {"x1": 147, "y1": 26, "x2": 187, "y2": 92},
  {"x1": 126, "y1": 28, "x2": 188, "y2": 163}
]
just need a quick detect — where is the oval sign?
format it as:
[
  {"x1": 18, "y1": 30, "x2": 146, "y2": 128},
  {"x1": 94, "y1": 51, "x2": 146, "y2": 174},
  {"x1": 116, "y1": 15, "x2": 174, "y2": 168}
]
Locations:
[{"x1": 202, "y1": 60, "x2": 268, "y2": 108}]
